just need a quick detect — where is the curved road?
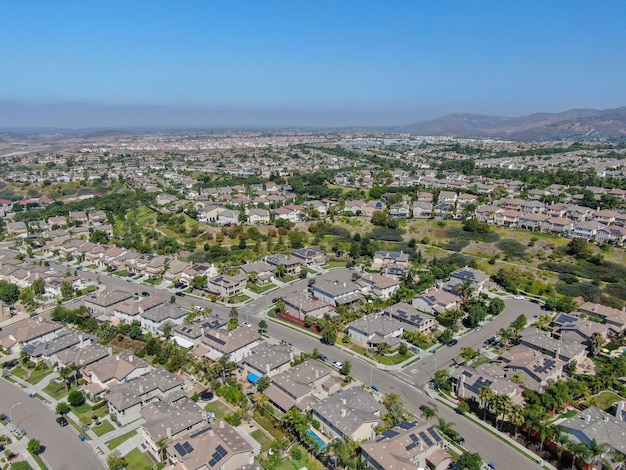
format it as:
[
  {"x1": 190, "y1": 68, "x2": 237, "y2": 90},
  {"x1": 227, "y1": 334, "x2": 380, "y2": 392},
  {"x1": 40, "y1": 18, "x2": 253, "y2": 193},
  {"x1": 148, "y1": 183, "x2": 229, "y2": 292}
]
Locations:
[{"x1": 0, "y1": 378, "x2": 104, "y2": 470}]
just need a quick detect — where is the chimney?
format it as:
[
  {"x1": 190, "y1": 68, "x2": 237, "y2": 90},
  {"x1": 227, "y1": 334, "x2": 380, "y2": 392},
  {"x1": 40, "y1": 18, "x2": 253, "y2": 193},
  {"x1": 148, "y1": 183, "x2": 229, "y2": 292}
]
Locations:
[
  {"x1": 79, "y1": 334, "x2": 84, "y2": 347},
  {"x1": 219, "y1": 420, "x2": 225, "y2": 429},
  {"x1": 128, "y1": 354, "x2": 134, "y2": 362},
  {"x1": 340, "y1": 409, "x2": 347, "y2": 417},
  {"x1": 166, "y1": 427, "x2": 172, "y2": 439}
]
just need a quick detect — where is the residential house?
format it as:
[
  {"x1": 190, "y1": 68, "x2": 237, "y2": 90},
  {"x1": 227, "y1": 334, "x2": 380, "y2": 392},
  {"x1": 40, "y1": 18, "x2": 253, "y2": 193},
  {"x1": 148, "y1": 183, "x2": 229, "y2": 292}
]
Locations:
[
  {"x1": 195, "y1": 327, "x2": 260, "y2": 363},
  {"x1": 9, "y1": 318, "x2": 63, "y2": 348},
  {"x1": 265, "y1": 254, "x2": 302, "y2": 276},
  {"x1": 347, "y1": 313, "x2": 404, "y2": 347},
  {"x1": 55, "y1": 343, "x2": 111, "y2": 368},
  {"x1": 518, "y1": 213, "x2": 549, "y2": 230},
  {"x1": 247, "y1": 208, "x2": 270, "y2": 225},
  {"x1": 85, "y1": 290, "x2": 134, "y2": 317},
  {"x1": 263, "y1": 360, "x2": 339, "y2": 412},
  {"x1": 140, "y1": 303, "x2": 188, "y2": 334},
  {"x1": 312, "y1": 387, "x2": 383, "y2": 442},
  {"x1": 447, "y1": 267, "x2": 490, "y2": 294},
  {"x1": 273, "y1": 205, "x2": 301, "y2": 223},
  {"x1": 570, "y1": 221, "x2": 605, "y2": 240},
  {"x1": 412, "y1": 201, "x2": 433, "y2": 218},
  {"x1": 107, "y1": 368, "x2": 185, "y2": 426},
  {"x1": 384, "y1": 302, "x2": 436, "y2": 334},
  {"x1": 593, "y1": 209, "x2": 620, "y2": 225},
  {"x1": 218, "y1": 209, "x2": 240, "y2": 226},
  {"x1": 310, "y1": 272, "x2": 362, "y2": 308},
  {"x1": 291, "y1": 246, "x2": 326, "y2": 267},
  {"x1": 550, "y1": 312, "x2": 610, "y2": 346},
  {"x1": 171, "y1": 318, "x2": 227, "y2": 349},
  {"x1": 371, "y1": 251, "x2": 410, "y2": 271},
  {"x1": 25, "y1": 329, "x2": 91, "y2": 365},
  {"x1": 241, "y1": 342, "x2": 293, "y2": 378},
  {"x1": 389, "y1": 202, "x2": 410, "y2": 219},
  {"x1": 558, "y1": 405, "x2": 626, "y2": 460},
  {"x1": 360, "y1": 420, "x2": 451, "y2": 470},
  {"x1": 283, "y1": 291, "x2": 330, "y2": 320},
  {"x1": 596, "y1": 225, "x2": 626, "y2": 245},
  {"x1": 579, "y1": 302, "x2": 626, "y2": 335},
  {"x1": 356, "y1": 273, "x2": 401, "y2": 300},
  {"x1": 141, "y1": 397, "x2": 206, "y2": 460},
  {"x1": 165, "y1": 420, "x2": 258, "y2": 470},
  {"x1": 496, "y1": 345, "x2": 564, "y2": 391},
  {"x1": 541, "y1": 217, "x2": 573, "y2": 234},
  {"x1": 412, "y1": 288, "x2": 462, "y2": 315},
  {"x1": 239, "y1": 261, "x2": 274, "y2": 285},
  {"x1": 206, "y1": 273, "x2": 247, "y2": 298},
  {"x1": 451, "y1": 363, "x2": 522, "y2": 404},
  {"x1": 493, "y1": 210, "x2": 521, "y2": 227},
  {"x1": 518, "y1": 327, "x2": 587, "y2": 365},
  {"x1": 86, "y1": 352, "x2": 152, "y2": 395},
  {"x1": 344, "y1": 200, "x2": 367, "y2": 215}
]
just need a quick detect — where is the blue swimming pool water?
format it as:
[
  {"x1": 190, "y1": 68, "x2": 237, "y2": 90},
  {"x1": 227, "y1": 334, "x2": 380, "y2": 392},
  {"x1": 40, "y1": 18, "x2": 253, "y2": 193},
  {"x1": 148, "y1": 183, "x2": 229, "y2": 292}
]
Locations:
[{"x1": 306, "y1": 428, "x2": 327, "y2": 449}]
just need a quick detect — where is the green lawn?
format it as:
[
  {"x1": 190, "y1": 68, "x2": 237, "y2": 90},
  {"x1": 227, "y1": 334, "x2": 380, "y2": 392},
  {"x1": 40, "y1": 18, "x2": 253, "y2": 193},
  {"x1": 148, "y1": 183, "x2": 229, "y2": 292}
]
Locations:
[
  {"x1": 73, "y1": 403, "x2": 108, "y2": 423},
  {"x1": 12, "y1": 366, "x2": 28, "y2": 379},
  {"x1": 229, "y1": 293, "x2": 251, "y2": 303},
  {"x1": 26, "y1": 368, "x2": 54, "y2": 385},
  {"x1": 113, "y1": 270, "x2": 130, "y2": 277},
  {"x1": 204, "y1": 400, "x2": 231, "y2": 419},
  {"x1": 274, "y1": 446, "x2": 324, "y2": 470},
  {"x1": 591, "y1": 390, "x2": 624, "y2": 411},
  {"x1": 106, "y1": 429, "x2": 137, "y2": 450},
  {"x1": 92, "y1": 420, "x2": 115, "y2": 437},
  {"x1": 123, "y1": 448, "x2": 161, "y2": 470},
  {"x1": 251, "y1": 429, "x2": 274, "y2": 453},
  {"x1": 11, "y1": 462, "x2": 32, "y2": 470},
  {"x1": 323, "y1": 260, "x2": 347, "y2": 269},
  {"x1": 86, "y1": 264, "x2": 98, "y2": 269},
  {"x1": 143, "y1": 277, "x2": 163, "y2": 286},
  {"x1": 43, "y1": 380, "x2": 69, "y2": 400},
  {"x1": 247, "y1": 282, "x2": 277, "y2": 294},
  {"x1": 373, "y1": 351, "x2": 413, "y2": 365}
]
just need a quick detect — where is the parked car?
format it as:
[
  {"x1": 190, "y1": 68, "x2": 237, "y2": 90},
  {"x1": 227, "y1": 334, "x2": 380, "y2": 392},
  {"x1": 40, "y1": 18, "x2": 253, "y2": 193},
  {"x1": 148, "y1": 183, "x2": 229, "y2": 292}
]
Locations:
[
  {"x1": 175, "y1": 291, "x2": 185, "y2": 297},
  {"x1": 318, "y1": 354, "x2": 329, "y2": 362},
  {"x1": 242, "y1": 322, "x2": 251, "y2": 328},
  {"x1": 447, "y1": 339, "x2": 458, "y2": 347},
  {"x1": 141, "y1": 291, "x2": 150, "y2": 297},
  {"x1": 513, "y1": 295, "x2": 524, "y2": 300},
  {"x1": 332, "y1": 361, "x2": 342, "y2": 369},
  {"x1": 370, "y1": 384, "x2": 379, "y2": 392},
  {"x1": 56, "y1": 416, "x2": 68, "y2": 427}
]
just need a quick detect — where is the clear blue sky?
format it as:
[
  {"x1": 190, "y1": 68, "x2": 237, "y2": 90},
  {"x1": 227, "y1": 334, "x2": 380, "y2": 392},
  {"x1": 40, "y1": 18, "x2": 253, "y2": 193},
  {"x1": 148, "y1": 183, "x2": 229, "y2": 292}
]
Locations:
[{"x1": 1, "y1": 0, "x2": 625, "y2": 128}]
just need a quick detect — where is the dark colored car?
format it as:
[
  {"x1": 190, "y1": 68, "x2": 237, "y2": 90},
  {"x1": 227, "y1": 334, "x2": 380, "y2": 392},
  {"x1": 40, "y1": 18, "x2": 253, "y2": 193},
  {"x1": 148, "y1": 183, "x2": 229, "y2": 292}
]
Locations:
[
  {"x1": 141, "y1": 291, "x2": 150, "y2": 297},
  {"x1": 175, "y1": 291, "x2": 185, "y2": 297},
  {"x1": 447, "y1": 339, "x2": 458, "y2": 347},
  {"x1": 56, "y1": 416, "x2": 68, "y2": 427},
  {"x1": 319, "y1": 354, "x2": 329, "y2": 362}
]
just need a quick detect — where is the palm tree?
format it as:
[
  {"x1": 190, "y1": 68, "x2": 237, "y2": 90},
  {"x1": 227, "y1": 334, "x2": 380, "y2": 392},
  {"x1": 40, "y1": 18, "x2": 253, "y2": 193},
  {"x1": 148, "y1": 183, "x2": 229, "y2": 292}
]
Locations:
[
  {"x1": 456, "y1": 279, "x2": 474, "y2": 305},
  {"x1": 508, "y1": 404, "x2": 524, "y2": 439},
  {"x1": 58, "y1": 365, "x2": 72, "y2": 391},
  {"x1": 421, "y1": 405, "x2": 438, "y2": 421},
  {"x1": 554, "y1": 431, "x2": 570, "y2": 467},
  {"x1": 494, "y1": 394, "x2": 513, "y2": 430},
  {"x1": 510, "y1": 371, "x2": 524, "y2": 384},
  {"x1": 437, "y1": 418, "x2": 455, "y2": 437},
  {"x1": 568, "y1": 441, "x2": 590, "y2": 470},
  {"x1": 589, "y1": 332, "x2": 605, "y2": 356},
  {"x1": 478, "y1": 386, "x2": 495, "y2": 422},
  {"x1": 587, "y1": 439, "x2": 610, "y2": 467}
]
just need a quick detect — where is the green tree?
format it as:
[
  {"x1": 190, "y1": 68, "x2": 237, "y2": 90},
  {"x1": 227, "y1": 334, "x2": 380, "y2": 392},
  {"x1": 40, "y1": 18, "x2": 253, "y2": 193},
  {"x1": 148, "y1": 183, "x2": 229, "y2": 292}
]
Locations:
[
  {"x1": 382, "y1": 393, "x2": 411, "y2": 427},
  {"x1": 67, "y1": 390, "x2": 85, "y2": 407},
  {"x1": 190, "y1": 275, "x2": 207, "y2": 290},
  {"x1": 56, "y1": 401, "x2": 70, "y2": 415},
  {"x1": 31, "y1": 278, "x2": 46, "y2": 296},
  {"x1": 256, "y1": 375, "x2": 271, "y2": 392},
  {"x1": 457, "y1": 451, "x2": 483, "y2": 470},
  {"x1": 60, "y1": 281, "x2": 74, "y2": 299},
  {"x1": 27, "y1": 438, "x2": 41, "y2": 455},
  {"x1": 107, "y1": 449, "x2": 127, "y2": 470},
  {"x1": 0, "y1": 281, "x2": 19, "y2": 304},
  {"x1": 478, "y1": 386, "x2": 495, "y2": 421},
  {"x1": 433, "y1": 369, "x2": 452, "y2": 392},
  {"x1": 339, "y1": 361, "x2": 352, "y2": 376},
  {"x1": 488, "y1": 297, "x2": 505, "y2": 316},
  {"x1": 321, "y1": 327, "x2": 337, "y2": 345},
  {"x1": 258, "y1": 319, "x2": 268, "y2": 333},
  {"x1": 511, "y1": 314, "x2": 527, "y2": 335}
]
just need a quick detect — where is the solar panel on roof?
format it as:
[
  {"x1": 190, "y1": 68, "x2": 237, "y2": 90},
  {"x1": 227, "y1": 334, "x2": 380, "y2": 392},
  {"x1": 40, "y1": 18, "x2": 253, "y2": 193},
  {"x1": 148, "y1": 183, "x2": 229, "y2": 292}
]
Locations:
[
  {"x1": 174, "y1": 443, "x2": 187, "y2": 456},
  {"x1": 419, "y1": 431, "x2": 433, "y2": 446},
  {"x1": 182, "y1": 442, "x2": 194, "y2": 454},
  {"x1": 405, "y1": 442, "x2": 418, "y2": 451},
  {"x1": 409, "y1": 433, "x2": 419, "y2": 442},
  {"x1": 398, "y1": 421, "x2": 416, "y2": 430},
  {"x1": 427, "y1": 427, "x2": 442, "y2": 443},
  {"x1": 383, "y1": 429, "x2": 400, "y2": 438}
]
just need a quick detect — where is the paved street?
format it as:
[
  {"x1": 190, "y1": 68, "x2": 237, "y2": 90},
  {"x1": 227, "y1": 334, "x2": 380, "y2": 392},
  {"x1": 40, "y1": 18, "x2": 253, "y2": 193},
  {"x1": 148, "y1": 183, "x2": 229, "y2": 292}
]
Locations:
[{"x1": 0, "y1": 378, "x2": 104, "y2": 470}]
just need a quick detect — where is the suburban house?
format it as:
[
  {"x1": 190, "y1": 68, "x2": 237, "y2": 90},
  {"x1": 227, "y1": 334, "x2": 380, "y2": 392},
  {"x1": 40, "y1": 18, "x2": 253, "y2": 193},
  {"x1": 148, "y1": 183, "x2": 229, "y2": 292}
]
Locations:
[
  {"x1": 86, "y1": 352, "x2": 152, "y2": 395},
  {"x1": 106, "y1": 368, "x2": 185, "y2": 426},
  {"x1": 451, "y1": 363, "x2": 522, "y2": 404},
  {"x1": 291, "y1": 246, "x2": 326, "y2": 266},
  {"x1": 282, "y1": 291, "x2": 330, "y2": 320},
  {"x1": 140, "y1": 303, "x2": 188, "y2": 334},
  {"x1": 347, "y1": 314, "x2": 404, "y2": 348},
  {"x1": 444, "y1": 266, "x2": 490, "y2": 294},
  {"x1": 55, "y1": 343, "x2": 111, "y2": 368},
  {"x1": 311, "y1": 387, "x2": 383, "y2": 442},
  {"x1": 25, "y1": 329, "x2": 92, "y2": 365},
  {"x1": 360, "y1": 420, "x2": 451, "y2": 470},
  {"x1": 165, "y1": 420, "x2": 259, "y2": 470},
  {"x1": 248, "y1": 208, "x2": 271, "y2": 225},
  {"x1": 241, "y1": 342, "x2": 293, "y2": 378},
  {"x1": 171, "y1": 318, "x2": 227, "y2": 349},
  {"x1": 383, "y1": 302, "x2": 436, "y2": 334},
  {"x1": 206, "y1": 273, "x2": 247, "y2": 298},
  {"x1": 194, "y1": 327, "x2": 260, "y2": 363},
  {"x1": 518, "y1": 327, "x2": 587, "y2": 365},
  {"x1": 579, "y1": 302, "x2": 626, "y2": 335},
  {"x1": 550, "y1": 312, "x2": 610, "y2": 346},
  {"x1": 310, "y1": 272, "x2": 362, "y2": 308},
  {"x1": 239, "y1": 261, "x2": 274, "y2": 285},
  {"x1": 371, "y1": 251, "x2": 410, "y2": 271},
  {"x1": 141, "y1": 397, "x2": 207, "y2": 460},
  {"x1": 412, "y1": 288, "x2": 462, "y2": 315},
  {"x1": 356, "y1": 273, "x2": 401, "y2": 300},
  {"x1": 263, "y1": 360, "x2": 339, "y2": 413},
  {"x1": 85, "y1": 290, "x2": 134, "y2": 317},
  {"x1": 265, "y1": 254, "x2": 302, "y2": 276},
  {"x1": 496, "y1": 345, "x2": 565, "y2": 392},
  {"x1": 7, "y1": 318, "x2": 63, "y2": 348},
  {"x1": 558, "y1": 404, "x2": 626, "y2": 460}
]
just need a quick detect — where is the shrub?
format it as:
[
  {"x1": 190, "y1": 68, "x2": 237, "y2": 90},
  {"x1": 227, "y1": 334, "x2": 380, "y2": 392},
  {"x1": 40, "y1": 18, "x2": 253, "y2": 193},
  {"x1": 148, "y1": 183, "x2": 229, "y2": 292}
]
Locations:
[
  {"x1": 444, "y1": 239, "x2": 470, "y2": 252},
  {"x1": 604, "y1": 283, "x2": 626, "y2": 300},
  {"x1": 68, "y1": 390, "x2": 85, "y2": 407},
  {"x1": 365, "y1": 227, "x2": 405, "y2": 242},
  {"x1": 556, "y1": 282, "x2": 603, "y2": 302},
  {"x1": 496, "y1": 239, "x2": 527, "y2": 259}
]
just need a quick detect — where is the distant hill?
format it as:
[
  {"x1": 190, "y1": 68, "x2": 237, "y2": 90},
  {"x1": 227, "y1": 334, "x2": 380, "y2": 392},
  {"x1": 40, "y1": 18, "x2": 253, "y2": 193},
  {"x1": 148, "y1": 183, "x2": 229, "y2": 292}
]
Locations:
[{"x1": 400, "y1": 106, "x2": 626, "y2": 140}]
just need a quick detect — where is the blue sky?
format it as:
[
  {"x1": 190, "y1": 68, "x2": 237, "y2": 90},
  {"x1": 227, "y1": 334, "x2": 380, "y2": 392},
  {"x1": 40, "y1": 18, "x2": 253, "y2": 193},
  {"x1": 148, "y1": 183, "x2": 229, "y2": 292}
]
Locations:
[{"x1": 1, "y1": 1, "x2": 625, "y2": 127}]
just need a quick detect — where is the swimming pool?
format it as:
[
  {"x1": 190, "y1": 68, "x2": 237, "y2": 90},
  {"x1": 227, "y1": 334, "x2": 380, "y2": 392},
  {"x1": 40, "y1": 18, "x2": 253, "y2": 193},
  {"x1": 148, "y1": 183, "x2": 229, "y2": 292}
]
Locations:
[{"x1": 306, "y1": 428, "x2": 327, "y2": 450}]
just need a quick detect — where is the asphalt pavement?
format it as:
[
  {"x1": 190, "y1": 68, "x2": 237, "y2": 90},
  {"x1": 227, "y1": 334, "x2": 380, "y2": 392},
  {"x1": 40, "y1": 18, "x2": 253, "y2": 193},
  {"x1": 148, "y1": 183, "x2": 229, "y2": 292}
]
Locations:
[{"x1": 0, "y1": 378, "x2": 104, "y2": 470}]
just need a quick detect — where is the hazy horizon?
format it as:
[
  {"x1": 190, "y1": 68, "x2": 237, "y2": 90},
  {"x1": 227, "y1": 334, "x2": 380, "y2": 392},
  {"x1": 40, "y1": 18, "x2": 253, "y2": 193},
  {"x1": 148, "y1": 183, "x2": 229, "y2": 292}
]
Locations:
[{"x1": 2, "y1": 1, "x2": 625, "y2": 128}]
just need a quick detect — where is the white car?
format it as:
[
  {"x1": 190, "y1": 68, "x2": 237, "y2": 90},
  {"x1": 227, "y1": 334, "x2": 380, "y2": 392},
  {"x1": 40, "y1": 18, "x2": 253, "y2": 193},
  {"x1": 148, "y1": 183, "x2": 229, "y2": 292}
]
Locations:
[
  {"x1": 513, "y1": 295, "x2": 524, "y2": 300},
  {"x1": 243, "y1": 322, "x2": 252, "y2": 328},
  {"x1": 332, "y1": 361, "x2": 342, "y2": 369}
]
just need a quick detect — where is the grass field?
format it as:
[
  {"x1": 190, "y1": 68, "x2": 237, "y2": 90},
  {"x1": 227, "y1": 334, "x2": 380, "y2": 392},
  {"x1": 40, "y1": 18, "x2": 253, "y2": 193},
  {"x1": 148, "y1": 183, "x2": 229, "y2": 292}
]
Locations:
[
  {"x1": 251, "y1": 429, "x2": 274, "y2": 453},
  {"x1": 123, "y1": 448, "x2": 162, "y2": 470},
  {"x1": 92, "y1": 420, "x2": 115, "y2": 437},
  {"x1": 106, "y1": 429, "x2": 137, "y2": 450},
  {"x1": 591, "y1": 390, "x2": 624, "y2": 411},
  {"x1": 203, "y1": 400, "x2": 231, "y2": 419},
  {"x1": 43, "y1": 380, "x2": 69, "y2": 400},
  {"x1": 26, "y1": 368, "x2": 54, "y2": 385}
]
